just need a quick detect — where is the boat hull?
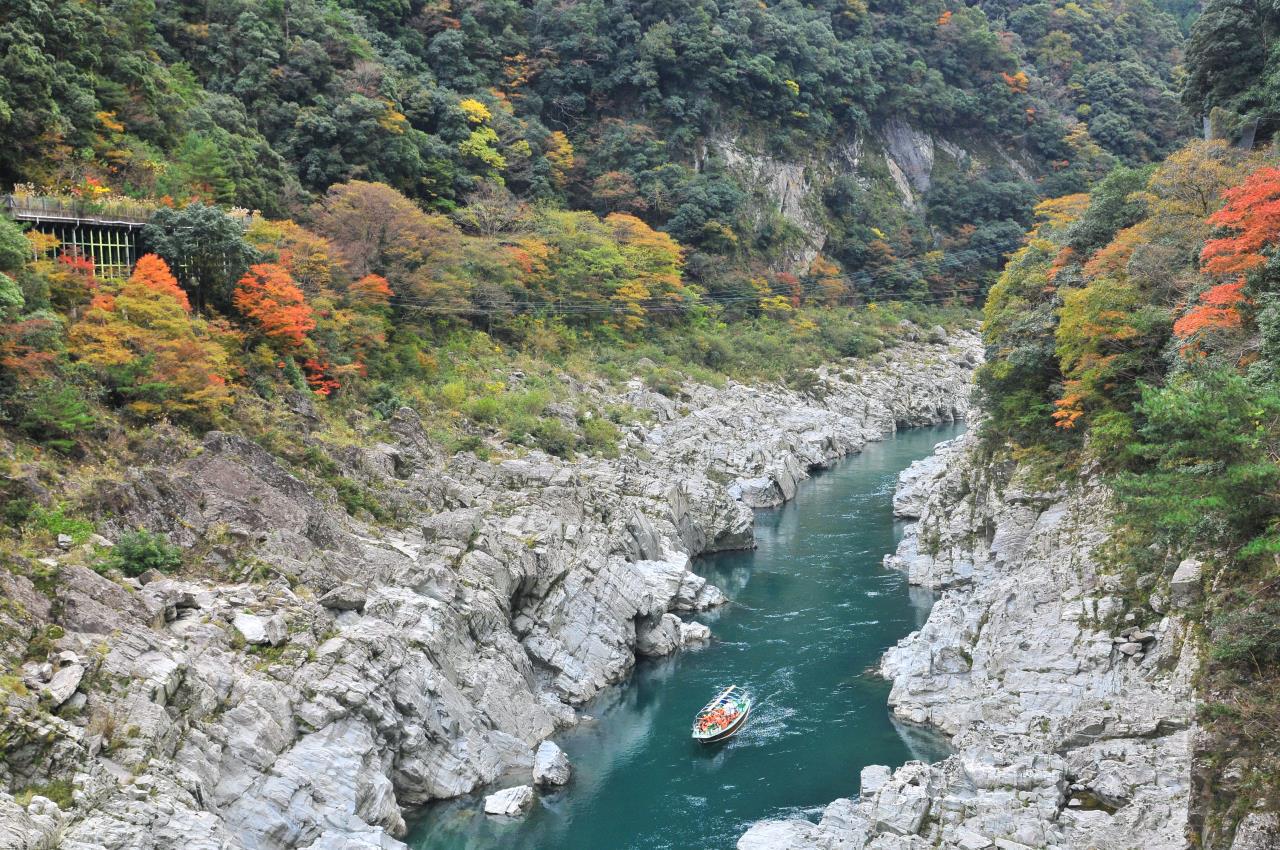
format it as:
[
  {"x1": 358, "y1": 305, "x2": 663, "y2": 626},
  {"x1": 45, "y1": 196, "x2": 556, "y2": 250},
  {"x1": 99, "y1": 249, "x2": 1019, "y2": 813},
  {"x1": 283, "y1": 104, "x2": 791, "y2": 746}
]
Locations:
[{"x1": 695, "y1": 705, "x2": 751, "y2": 744}]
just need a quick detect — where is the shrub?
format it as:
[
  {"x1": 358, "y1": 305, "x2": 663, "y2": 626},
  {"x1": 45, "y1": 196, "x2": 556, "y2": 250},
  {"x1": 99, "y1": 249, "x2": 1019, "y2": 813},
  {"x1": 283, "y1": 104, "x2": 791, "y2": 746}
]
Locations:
[
  {"x1": 332, "y1": 477, "x2": 391, "y2": 522},
  {"x1": 439, "y1": 380, "x2": 468, "y2": 409},
  {"x1": 468, "y1": 396, "x2": 500, "y2": 423},
  {"x1": 645, "y1": 368, "x2": 683, "y2": 398},
  {"x1": 580, "y1": 416, "x2": 620, "y2": 457},
  {"x1": 109, "y1": 530, "x2": 183, "y2": 577},
  {"x1": 532, "y1": 418, "x2": 575, "y2": 457},
  {"x1": 447, "y1": 433, "x2": 490, "y2": 459},
  {"x1": 30, "y1": 504, "x2": 95, "y2": 544},
  {"x1": 12, "y1": 381, "x2": 95, "y2": 453}
]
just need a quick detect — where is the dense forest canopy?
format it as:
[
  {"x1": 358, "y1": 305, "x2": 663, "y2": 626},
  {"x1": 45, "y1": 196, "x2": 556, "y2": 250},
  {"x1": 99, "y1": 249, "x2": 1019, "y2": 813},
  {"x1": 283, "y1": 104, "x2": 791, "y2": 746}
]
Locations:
[
  {"x1": 1, "y1": 0, "x2": 1192, "y2": 299},
  {"x1": 0, "y1": 0, "x2": 1211, "y2": 468}
]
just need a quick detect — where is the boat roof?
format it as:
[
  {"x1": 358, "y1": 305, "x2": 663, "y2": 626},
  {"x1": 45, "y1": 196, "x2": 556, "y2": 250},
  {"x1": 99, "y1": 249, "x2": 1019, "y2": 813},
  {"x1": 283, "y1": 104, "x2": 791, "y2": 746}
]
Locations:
[{"x1": 694, "y1": 686, "x2": 750, "y2": 719}]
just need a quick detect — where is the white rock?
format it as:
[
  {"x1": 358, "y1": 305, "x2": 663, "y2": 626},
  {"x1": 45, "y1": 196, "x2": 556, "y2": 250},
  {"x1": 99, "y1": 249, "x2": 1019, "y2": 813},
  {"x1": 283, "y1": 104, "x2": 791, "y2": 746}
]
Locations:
[
  {"x1": 532, "y1": 741, "x2": 571, "y2": 786},
  {"x1": 1170, "y1": 558, "x2": 1202, "y2": 608},
  {"x1": 679, "y1": 620, "x2": 712, "y2": 646},
  {"x1": 635, "y1": 613, "x2": 682, "y2": 657},
  {"x1": 860, "y1": 764, "x2": 891, "y2": 798},
  {"x1": 483, "y1": 785, "x2": 535, "y2": 816},
  {"x1": 41, "y1": 664, "x2": 84, "y2": 707},
  {"x1": 232, "y1": 611, "x2": 287, "y2": 646}
]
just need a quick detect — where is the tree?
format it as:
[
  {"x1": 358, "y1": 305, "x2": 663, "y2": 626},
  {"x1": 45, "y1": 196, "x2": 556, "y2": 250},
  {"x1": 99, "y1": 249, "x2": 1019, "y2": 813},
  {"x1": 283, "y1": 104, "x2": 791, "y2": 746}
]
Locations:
[
  {"x1": 311, "y1": 181, "x2": 464, "y2": 300},
  {"x1": 233, "y1": 263, "x2": 316, "y2": 348},
  {"x1": 1200, "y1": 167, "x2": 1280, "y2": 280},
  {"x1": 69, "y1": 262, "x2": 235, "y2": 423},
  {"x1": 130, "y1": 254, "x2": 190, "y2": 311},
  {"x1": 246, "y1": 219, "x2": 340, "y2": 297},
  {"x1": 143, "y1": 205, "x2": 259, "y2": 313},
  {"x1": 1173, "y1": 166, "x2": 1280, "y2": 343}
]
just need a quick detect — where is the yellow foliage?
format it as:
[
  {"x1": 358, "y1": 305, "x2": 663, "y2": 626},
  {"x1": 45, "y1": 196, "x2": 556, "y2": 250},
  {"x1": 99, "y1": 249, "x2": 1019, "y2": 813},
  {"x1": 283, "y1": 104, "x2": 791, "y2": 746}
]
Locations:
[
  {"x1": 69, "y1": 279, "x2": 234, "y2": 422},
  {"x1": 377, "y1": 100, "x2": 408, "y2": 134},
  {"x1": 546, "y1": 131, "x2": 575, "y2": 187},
  {"x1": 459, "y1": 98, "x2": 492, "y2": 124},
  {"x1": 96, "y1": 111, "x2": 125, "y2": 134}
]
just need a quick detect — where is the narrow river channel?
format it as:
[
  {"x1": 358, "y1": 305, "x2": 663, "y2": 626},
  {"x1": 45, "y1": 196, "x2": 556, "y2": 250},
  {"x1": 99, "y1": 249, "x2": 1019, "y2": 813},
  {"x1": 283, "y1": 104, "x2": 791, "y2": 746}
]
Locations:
[{"x1": 409, "y1": 422, "x2": 964, "y2": 850}]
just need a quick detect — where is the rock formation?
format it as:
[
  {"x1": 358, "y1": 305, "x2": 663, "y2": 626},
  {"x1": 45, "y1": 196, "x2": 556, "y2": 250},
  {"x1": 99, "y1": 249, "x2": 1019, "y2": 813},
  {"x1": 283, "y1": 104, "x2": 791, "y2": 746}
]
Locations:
[
  {"x1": 0, "y1": 333, "x2": 979, "y2": 850},
  {"x1": 740, "y1": 430, "x2": 1198, "y2": 849}
]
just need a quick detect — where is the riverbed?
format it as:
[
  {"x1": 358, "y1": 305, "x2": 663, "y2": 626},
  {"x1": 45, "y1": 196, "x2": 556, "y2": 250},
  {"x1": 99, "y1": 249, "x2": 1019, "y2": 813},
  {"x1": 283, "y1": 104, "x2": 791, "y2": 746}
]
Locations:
[{"x1": 408, "y1": 422, "x2": 964, "y2": 850}]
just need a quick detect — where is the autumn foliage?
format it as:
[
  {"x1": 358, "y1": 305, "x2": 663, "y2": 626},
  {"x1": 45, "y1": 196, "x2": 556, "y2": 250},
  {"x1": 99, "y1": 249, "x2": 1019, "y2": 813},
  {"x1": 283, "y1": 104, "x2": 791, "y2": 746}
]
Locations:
[
  {"x1": 130, "y1": 254, "x2": 190, "y2": 311},
  {"x1": 1201, "y1": 167, "x2": 1280, "y2": 279},
  {"x1": 233, "y1": 263, "x2": 316, "y2": 348},
  {"x1": 1171, "y1": 167, "x2": 1280, "y2": 339},
  {"x1": 69, "y1": 255, "x2": 234, "y2": 422}
]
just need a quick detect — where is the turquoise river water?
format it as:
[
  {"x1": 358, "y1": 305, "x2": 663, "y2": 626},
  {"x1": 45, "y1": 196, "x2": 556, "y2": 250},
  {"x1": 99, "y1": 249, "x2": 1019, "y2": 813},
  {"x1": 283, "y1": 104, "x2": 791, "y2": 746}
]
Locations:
[{"x1": 408, "y1": 422, "x2": 963, "y2": 850}]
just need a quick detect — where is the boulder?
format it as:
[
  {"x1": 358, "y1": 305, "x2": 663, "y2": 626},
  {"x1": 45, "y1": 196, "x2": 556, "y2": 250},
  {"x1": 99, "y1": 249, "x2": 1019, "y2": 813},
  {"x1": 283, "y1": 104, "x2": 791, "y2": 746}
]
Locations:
[
  {"x1": 41, "y1": 664, "x2": 84, "y2": 707},
  {"x1": 955, "y1": 828, "x2": 995, "y2": 849},
  {"x1": 1170, "y1": 558, "x2": 1203, "y2": 608},
  {"x1": 319, "y1": 584, "x2": 367, "y2": 612},
  {"x1": 679, "y1": 620, "x2": 712, "y2": 646},
  {"x1": 860, "y1": 764, "x2": 892, "y2": 798},
  {"x1": 483, "y1": 785, "x2": 535, "y2": 816},
  {"x1": 737, "y1": 819, "x2": 826, "y2": 850},
  {"x1": 232, "y1": 612, "x2": 287, "y2": 646},
  {"x1": 532, "y1": 741, "x2": 571, "y2": 786},
  {"x1": 635, "y1": 614, "x2": 681, "y2": 657}
]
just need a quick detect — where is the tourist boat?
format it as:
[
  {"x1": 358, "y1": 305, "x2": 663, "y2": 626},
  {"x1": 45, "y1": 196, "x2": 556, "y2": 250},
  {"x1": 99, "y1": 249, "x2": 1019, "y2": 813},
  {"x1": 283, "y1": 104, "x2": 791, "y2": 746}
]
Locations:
[{"x1": 692, "y1": 685, "x2": 752, "y2": 743}]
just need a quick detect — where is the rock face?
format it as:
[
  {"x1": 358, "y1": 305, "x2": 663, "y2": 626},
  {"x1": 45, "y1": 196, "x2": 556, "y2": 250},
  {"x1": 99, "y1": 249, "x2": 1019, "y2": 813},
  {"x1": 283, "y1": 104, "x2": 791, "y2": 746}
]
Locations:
[
  {"x1": 740, "y1": 431, "x2": 1198, "y2": 850},
  {"x1": 0, "y1": 334, "x2": 979, "y2": 850},
  {"x1": 712, "y1": 122, "x2": 1030, "y2": 273}
]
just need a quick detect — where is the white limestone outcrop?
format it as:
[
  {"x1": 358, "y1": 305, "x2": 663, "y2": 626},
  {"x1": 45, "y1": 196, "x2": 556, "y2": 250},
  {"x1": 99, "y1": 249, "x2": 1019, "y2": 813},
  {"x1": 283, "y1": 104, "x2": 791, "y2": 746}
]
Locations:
[
  {"x1": 0, "y1": 333, "x2": 979, "y2": 850},
  {"x1": 741, "y1": 431, "x2": 1198, "y2": 850}
]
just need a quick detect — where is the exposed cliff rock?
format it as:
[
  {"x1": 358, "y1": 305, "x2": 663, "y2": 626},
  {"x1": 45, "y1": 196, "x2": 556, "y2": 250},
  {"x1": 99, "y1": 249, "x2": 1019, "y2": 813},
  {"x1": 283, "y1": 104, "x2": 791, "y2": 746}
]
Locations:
[
  {"x1": 0, "y1": 333, "x2": 979, "y2": 850},
  {"x1": 740, "y1": 432, "x2": 1198, "y2": 850},
  {"x1": 711, "y1": 121, "x2": 1029, "y2": 273}
]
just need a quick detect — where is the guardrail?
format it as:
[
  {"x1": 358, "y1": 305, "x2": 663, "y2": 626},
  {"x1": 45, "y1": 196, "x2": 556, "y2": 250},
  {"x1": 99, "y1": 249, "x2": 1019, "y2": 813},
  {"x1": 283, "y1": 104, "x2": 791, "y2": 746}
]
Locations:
[{"x1": 2, "y1": 194, "x2": 155, "y2": 227}]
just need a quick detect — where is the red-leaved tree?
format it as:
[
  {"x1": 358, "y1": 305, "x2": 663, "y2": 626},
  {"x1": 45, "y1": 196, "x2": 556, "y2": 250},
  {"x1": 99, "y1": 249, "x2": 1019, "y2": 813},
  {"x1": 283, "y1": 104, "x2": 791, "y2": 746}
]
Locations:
[
  {"x1": 131, "y1": 254, "x2": 190, "y2": 311},
  {"x1": 233, "y1": 263, "x2": 316, "y2": 348},
  {"x1": 1177, "y1": 167, "x2": 1280, "y2": 338}
]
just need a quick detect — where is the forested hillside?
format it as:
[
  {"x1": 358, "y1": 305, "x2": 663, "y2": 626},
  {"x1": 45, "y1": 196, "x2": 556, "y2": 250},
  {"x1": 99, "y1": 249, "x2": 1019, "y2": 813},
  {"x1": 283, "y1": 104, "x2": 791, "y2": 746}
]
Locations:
[
  {"x1": 4, "y1": 0, "x2": 1188, "y2": 297},
  {"x1": 0, "y1": 0, "x2": 1196, "y2": 460},
  {"x1": 975, "y1": 4, "x2": 1280, "y2": 833}
]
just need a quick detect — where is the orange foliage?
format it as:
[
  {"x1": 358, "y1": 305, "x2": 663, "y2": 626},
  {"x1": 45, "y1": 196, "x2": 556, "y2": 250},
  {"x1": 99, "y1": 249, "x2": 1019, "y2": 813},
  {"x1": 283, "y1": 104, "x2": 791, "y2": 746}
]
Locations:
[
  {"x1": 233, "y1": 263, "x2": 316, "y2": 348},
  {"x1": 130, "y1": 254, "x2": 190, "y2": 311},
  {"x1": 937, "y1": 10, "x2": 953, "y2": 26},
  {"x1": 0, "y1": 315, "x2": 58, "y2": 380},
  {"x1": 302, "y1": 358, "x2": 341, "y2": 397},
  {"x1": 1172, "y1": 282, "x2": 1248, "y2": 337},
  {"x1": 1201, "y1": 166, "x2": 1280, "y2": 279},
  {"x1": 1002, "y1": 70, "x2": 1030, "y2": 94},
  {"x1": 1046, "y1": 246, "x2": 1075, "y2": 283},
  {"x1": 347, "y1": 274, "x2": 393, "y2": 308},
  {"x1": 1083, "y1": 222, "x2": 1150, "y2": 281},
  {"x1": 1052, "y1": 381, "x2": 1086, "y2": 429}
]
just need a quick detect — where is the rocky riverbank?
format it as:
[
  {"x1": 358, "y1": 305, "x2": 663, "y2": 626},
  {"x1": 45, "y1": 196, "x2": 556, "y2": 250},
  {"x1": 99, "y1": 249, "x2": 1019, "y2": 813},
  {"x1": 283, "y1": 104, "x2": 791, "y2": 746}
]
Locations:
[
  {"x1": 740, "y1": 432, "x2": 1202, "y2": 850},
  {"x1": 0, "y1": 330, "x2": 979, "y2": 850}
]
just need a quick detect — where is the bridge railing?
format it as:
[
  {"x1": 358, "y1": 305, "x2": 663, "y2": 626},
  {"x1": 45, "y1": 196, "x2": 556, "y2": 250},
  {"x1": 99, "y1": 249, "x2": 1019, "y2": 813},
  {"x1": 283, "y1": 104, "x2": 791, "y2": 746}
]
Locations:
[{"x1": 3, "y1": 194, "x2": 156, "y2": 227}]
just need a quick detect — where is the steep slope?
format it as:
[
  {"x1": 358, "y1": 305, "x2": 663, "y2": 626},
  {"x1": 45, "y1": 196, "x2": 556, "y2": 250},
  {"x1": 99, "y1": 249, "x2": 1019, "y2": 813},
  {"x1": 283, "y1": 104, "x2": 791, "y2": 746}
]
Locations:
[
  {"x1": 740, "y1": 432, "x2": 1199, "y2": 850},
  {"x1": 2, "y1": 0, "x2": 1189, "y2": 296}
]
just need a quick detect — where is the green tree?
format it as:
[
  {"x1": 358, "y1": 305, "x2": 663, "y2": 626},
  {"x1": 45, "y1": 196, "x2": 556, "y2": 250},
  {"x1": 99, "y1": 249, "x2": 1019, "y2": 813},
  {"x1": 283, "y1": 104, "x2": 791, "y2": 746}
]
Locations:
[{"x1": 143, "y1": 205, "x2": 259, "y2": 312}]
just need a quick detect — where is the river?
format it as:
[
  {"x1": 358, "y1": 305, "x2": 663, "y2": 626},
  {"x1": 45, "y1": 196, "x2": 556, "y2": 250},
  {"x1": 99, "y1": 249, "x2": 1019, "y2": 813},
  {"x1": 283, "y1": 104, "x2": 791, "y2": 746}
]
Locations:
[{"x1": 408, "y1": 422, "x2": 964, "y2": 850}]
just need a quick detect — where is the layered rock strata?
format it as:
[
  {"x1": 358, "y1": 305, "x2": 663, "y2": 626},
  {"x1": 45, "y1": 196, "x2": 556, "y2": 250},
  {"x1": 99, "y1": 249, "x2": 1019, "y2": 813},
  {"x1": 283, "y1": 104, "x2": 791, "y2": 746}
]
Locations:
[
  {"x1": 741, "y1": 432, "x2": 1198, "y2": 850},
  {"x1": 0, "y1": 333, "x2": 978, "y2": 850}
]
